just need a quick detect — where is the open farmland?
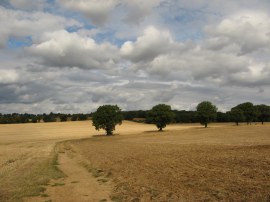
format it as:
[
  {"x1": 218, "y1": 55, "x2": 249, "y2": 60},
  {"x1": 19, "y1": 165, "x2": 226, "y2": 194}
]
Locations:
[
  {"x1": 68, "y1": 123, "x2": 270, "y2": 201},
  {"x1": 0, "y1": 121, "x2": 270, "y2": 201},
  {"x1": 0, "y1": 121, "x2": 195, "y2": 201}
]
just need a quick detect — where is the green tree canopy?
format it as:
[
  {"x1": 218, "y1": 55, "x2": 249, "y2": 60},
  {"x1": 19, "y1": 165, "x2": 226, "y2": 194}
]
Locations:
[
  {"x1": 60, "y1": 114, "x2": 68, "y2": 122},
  {"x1": 147, "y1": 104, "x2": 174, "y2": 131},
  {"x1": 233, "y1": 102, "x2": 257, "y2": 124},
  {"x1": 92, "y1": 105, "x2": 123, "y2": 135},
  {"x1": 228, "y1": 108, "x2": 244, "y2": 126},
  {"x1": 256, "y1": 104, "x2": 270, "y2": 125},
  {"x1": 196, "y1": 101, "x2": 218, "y2": 128}
]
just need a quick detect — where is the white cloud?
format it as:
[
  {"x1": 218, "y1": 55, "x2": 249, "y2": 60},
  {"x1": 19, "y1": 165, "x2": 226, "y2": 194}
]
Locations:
[
  {"x1": 9, "y1": 0, "x2": 46, "y2": 10},
  {"x1": 57, "y1": 0, "x2": 119, "y2": 26},
  {"x1": 123, "y1": 0, "x2": 161, "y2": 24},
  {"x1": 1, "y1": 1, "x2": 270, "y2": 113},
  {"x1": 121, "y1": 26, "x2": 173, "y2": 62},
  {"x1": 28, "y1": 30, "x2": 119, "y2": 69},
  {"x1": 0, "y1": 6, "x2": 82, "y2": 48},
  {"x1": 206, "y1": 11, "x2": 270, "y2": 54},
  {"x1": 0, "y1": 70, "x2": 18, "y2": 84},
  {"x1": 58, "y1": 0, "x2": 161, "y2": 26}
]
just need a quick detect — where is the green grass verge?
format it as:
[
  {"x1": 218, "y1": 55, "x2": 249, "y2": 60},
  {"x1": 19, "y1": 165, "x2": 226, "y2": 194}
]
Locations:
[{"x1": 0, "y1": 145, "x2": 65, "y2": 202}]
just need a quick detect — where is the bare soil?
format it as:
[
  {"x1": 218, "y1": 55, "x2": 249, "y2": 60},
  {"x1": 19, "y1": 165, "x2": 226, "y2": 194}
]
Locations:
[{"x1": 70, "y1": 124, "x2": 270, "y2": 201}]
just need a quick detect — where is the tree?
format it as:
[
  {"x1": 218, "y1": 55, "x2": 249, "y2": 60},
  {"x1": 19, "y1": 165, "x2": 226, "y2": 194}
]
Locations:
[
  {"x1": 147, "y1": 104, "x2": 174, "y2": 131},
  {"x1": 233, "y1": 102, "x2": 257, "y2": 124},
  {"x1": 216, "y1": 112, "x2": 230, "y2": 122},
  {"x1": 228, "y1": 108, "x2": 244, "y2": 126},
  {"x1": 43, "y1": 114, "x2": 56, "y2": 122},
  {"x1": 78, "y1": 114, "x2": 87, "y2": 121},
  {"x1": 60, "y1": 114, "x2": 68, "y2": 122},
  {"x1": 92, "y1": 105, "x2": 123, "y2": 135},
  {"x1": 71, "y1": 115, "x2": 78, "y2": 121},
  {"x1": 31, "y1": 116, "x2": 38, "y2": 123},
  {"x1": 196, "y1": 101, "x2": 217, "y2": 128},
  {"x1": 256, "y1": 104, "x2": 270, "y2": 125}
]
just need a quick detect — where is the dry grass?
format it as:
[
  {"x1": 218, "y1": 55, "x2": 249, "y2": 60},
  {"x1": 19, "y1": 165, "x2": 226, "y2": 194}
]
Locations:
[
  {"x1": 0, "y1": 121, "x2": 97, "y2": 201},
  {"x1": 0, "y1": 142, "x2": 65, "y2": 202},
  {"x1": 70, "y1": 124, "x2": 270, "y2": 201}
]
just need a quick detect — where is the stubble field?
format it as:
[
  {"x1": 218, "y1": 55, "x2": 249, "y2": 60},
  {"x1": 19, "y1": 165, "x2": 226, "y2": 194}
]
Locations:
[{"x1": 0, "y1": 121, "x2": 269, "y2": 201}]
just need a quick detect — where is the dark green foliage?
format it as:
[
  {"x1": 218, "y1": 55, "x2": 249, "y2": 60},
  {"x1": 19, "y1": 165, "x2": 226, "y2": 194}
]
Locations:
[
  {"x1": 228, "y1": 108, "x2": 245, "y2": 126},
  {"x1": 0, "y1": 113, "x2": 33, "y2": 124},
  {"x1": 122, "y1": 110, "x2": 147, "y2": 120},
  {"x1": 60, "y1": 115, "x2": 68, "y2": 122},
  {"x1": 43, "y1": 114, "x2": 56, "y2": 122},
  {"x1": 233, "y1": 102, "x2": 258, "y2": 124},
  {"x1": 0, "y1": 112, "x2": 86, "y2": 124},
  {"x1": 147, "y1": 104, "x2": 174, "y2": 131},
  {"x1": 173, "y1": 110, "x2": 199, "y2": 123},
  {"x1": 92, "y1": 105, "x2": 123, "y2": 135},
  {"x1": 0, "y1": 103, "x2": 269, "y2": 125},
  {"x1": 256, "y1": 104, "x2": 270, "y2": 125},
  {"x1": 71, "y1": 115, "x2": 78, "y2": 121},
  {"x1": 78, "y1": 114, "x2": 87, "y2": 121},
  {"x1": 31, "y1": 117, "x2": 38, "y2": 123},
  {"x1": 196, "y1": 101, "x2": 218, "y2": 128},
  {"x1": 216, "y1": 112, "x2": 230, "y2": 122}
]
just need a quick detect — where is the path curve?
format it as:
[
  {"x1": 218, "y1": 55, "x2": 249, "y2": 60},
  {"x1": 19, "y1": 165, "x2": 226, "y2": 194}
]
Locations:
[{"x1": 25, "y1": 149, "x2": 112, "y2": 202}]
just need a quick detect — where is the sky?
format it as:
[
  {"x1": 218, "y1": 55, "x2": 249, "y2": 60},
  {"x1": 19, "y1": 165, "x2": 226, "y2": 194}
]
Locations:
[{"x1": 1, "y1": 0, "x2": 270, "y2": 114}]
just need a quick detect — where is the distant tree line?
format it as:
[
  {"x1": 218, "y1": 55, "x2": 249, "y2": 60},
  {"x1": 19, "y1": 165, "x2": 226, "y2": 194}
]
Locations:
[
  {"x1": 92, "y1": 102, "x2": 270, "y2": 135},
  {"x1": 0, "y1": 112, "x2": 90, "y2": 124},
  {"x1": 1, "y1": 102, "x2": 270, "y2": 125},
  {"x1": 123, "y1": 103, "x2": 270, "y2": 125}
]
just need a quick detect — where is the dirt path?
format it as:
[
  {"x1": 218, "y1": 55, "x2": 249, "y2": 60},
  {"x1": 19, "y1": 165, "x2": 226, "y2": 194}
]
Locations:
[{"x1": 25, "y1": 150, "x2": 112, "y2": 202}]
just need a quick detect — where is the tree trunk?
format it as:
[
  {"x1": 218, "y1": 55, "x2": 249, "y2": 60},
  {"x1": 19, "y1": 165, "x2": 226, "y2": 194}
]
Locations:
[
  {"x1": 159, "y1": 128, "x2": 163, "y2": 131},
  {"x1": 106, "y1": 128, "x2": 113, "y2": 136},
  {"x1": 205, "y1": 123, "x2": 207, "y2": 128},
  {"x1": 262, "y1": 121, "x2": 264, "y2": 125},
  {"x1": 236, "y1": 122, "x2": 239, "y2": 126}
]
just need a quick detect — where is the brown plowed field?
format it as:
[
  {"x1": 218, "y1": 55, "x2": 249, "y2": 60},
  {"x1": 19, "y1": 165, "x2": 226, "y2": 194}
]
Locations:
[{"x1": 71, "y1": 124, "x2": 270, "y2": 201}]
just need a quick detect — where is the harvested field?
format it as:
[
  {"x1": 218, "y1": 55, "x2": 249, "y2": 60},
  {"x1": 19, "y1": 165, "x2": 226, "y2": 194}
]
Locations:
[
  {"x1": 0, "y1": 121, "x2": 269, "y2": 201},
  {"x1": 70, "y1": 124, "x2": 270, "y2": 201},
  {"x1": 0, "y1": 121, "x2": 195, "y2": 201}
]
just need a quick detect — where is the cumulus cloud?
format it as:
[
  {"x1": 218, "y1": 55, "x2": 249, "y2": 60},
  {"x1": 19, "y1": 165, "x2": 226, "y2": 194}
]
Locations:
[
  {"x1": 0, "y1": 70, "x2": 18, "y2": 84},
  {"x1": 123, "y1": 0, "x2": 160, "y2": 24},
  {"x1": 121, "y1": 26, "x2": 174, "y2": 62},
  {"x1": 58, "y1": 0, "x2": 160, "y2": 26},
  {"x1": 9, "y1": 0, "x2": 47, "y2": 10},
  {"x1": 57, "y1": 0, "x2": 119, "y2": 26},
  {"x1": 132, "y1": 45, "x2": 250, "y2": 84},
  {"x1": 1, "y1": 1, "x2": 270, "y2": 113},
  {"x1": 205, "y1": 11, "x2": 270, "y2": 54},
  {"x1": 119, "y1": 12, "x2": 270, "y2": 92},
  {"x1": 0, "y1": 6, "x2": 82, "y2": 48},
  {"x1": 28, "y1": 30, "x2": 119, "y2": 69}
]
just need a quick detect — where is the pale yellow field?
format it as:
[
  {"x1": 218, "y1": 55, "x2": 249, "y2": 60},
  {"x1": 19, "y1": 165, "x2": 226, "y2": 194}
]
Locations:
[
  {"x1": 0, "y1": 121, "x2": 198, "y2": 171},
  {"x1": 0, "y1": 121, "x2": 203, "y2": 144}
]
